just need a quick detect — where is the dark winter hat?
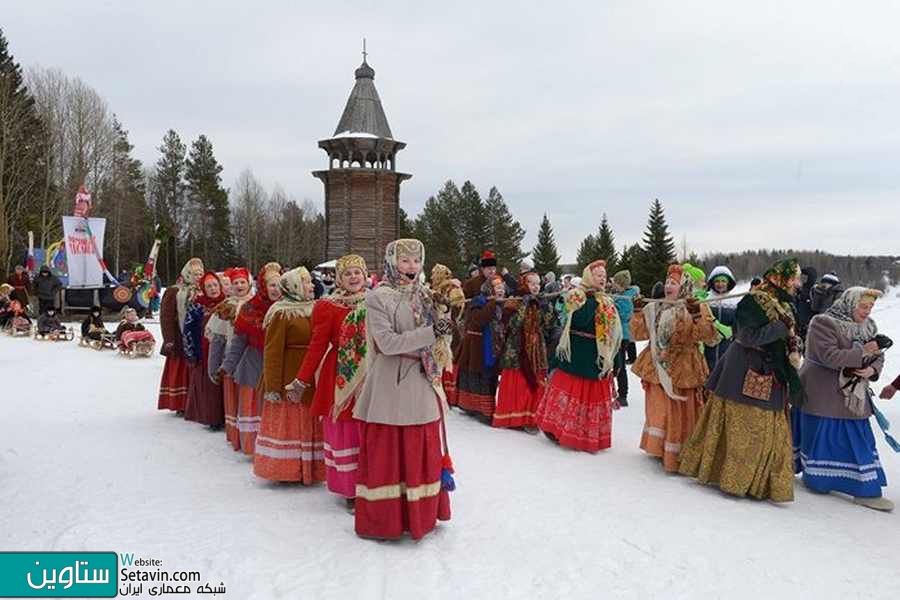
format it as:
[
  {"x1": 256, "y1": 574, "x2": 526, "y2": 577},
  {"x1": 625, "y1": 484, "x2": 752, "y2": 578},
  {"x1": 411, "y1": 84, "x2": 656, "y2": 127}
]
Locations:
[
  {"x1": 820, "y1": 272, "x2": 841, "y2": 286},
  {"x1": 480, "y1": 251, "x2": 497, "y2": 268},
  {"x1": 612, "y1": 270, "x2": 632, "y2": 289}
]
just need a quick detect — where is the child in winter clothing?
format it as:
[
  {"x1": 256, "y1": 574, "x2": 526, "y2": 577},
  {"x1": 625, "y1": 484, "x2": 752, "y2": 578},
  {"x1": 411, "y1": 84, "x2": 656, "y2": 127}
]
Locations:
[
  {"x1": 704, "y1": 266, "x2": 738, "y2": 370},
  {"x1": 81, "y1": 306, "x2": 109, "y2": 341},
  {"x1": 611, "y1": 270, "x2": 639, "y2": 406},
  {"x1": 37, "y1": 307, "x2": 66, "y2": 336},
  {"x1": 115, "y1": 307, "x2": 155, "y2": 350}
]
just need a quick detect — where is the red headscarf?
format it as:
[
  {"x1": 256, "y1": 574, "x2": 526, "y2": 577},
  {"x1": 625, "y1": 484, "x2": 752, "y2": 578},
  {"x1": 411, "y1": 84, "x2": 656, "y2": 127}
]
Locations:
[
  {"x1": 196, "y1": 272, "x2": 226, "y2": 309},
  {"x1": 234, "y1": 268, "x2": 278, "y2": 350}
]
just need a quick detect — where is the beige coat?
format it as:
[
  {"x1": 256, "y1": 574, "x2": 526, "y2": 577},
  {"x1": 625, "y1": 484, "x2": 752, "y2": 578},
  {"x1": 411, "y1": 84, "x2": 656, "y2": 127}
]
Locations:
[{"x1": 353, "y1": 285, "x2": 439, "y2": 426}]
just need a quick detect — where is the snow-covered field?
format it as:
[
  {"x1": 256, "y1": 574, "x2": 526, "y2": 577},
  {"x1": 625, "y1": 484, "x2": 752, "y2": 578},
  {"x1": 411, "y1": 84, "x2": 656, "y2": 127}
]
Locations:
[{"x1": 2, "y1": 293, "x2": 900, "y2": 600}]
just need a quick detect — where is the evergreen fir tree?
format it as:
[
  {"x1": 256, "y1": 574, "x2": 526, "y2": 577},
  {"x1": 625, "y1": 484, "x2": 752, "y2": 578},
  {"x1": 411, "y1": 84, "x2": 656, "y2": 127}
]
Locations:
[
  {"x1": 150, "y1": 129, "x2": 186, "y2": 282},
  {"x1": 617, "y1": 243, "x2": 642, "y2": 275},
  {"x1": 99, "y1": 118, "x2": 149, "y2": 274},
  {"x1": 398, "y1": 207, "x2": 414, "y2": 239},
  {"x1": 634, "y1": 199, "x2": 676, "y2": 294},
  {"x1": 0, "y1": 27, "x2": 48, "y2": 270},
  {"x1": 458, "y1": 180, "x2": 489, "y2": 266},
  {"x1": 575, "y1": 234, "x2": 597, "y2": 272},
  {"x1": 419, "y1": 186, "x2": 463, "y2": 275},
  {"x1": 185, "y1": 134, "x2": 233, "y2": 269},
  {"x1": 595, "y1": 213, "x2": 618, "y2": 272},
  {"x1": 531, "y1": 214, "x2": 561, "y2": 275},
  {"x1": 484, "y1": 186, "x2": 527, "y2": 272}
]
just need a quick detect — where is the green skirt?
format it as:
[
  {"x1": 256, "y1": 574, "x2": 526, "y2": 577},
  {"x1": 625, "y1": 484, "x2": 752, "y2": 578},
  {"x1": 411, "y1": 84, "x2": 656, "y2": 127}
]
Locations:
[{"x1": 678, "y1": 393, "x2": 794, "y2": 502}]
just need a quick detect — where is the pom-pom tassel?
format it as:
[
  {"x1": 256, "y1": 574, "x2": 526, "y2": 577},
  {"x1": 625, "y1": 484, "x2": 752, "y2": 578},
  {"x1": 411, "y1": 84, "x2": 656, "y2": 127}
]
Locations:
[{"x1": 441, "y1": 454, "x2": 456, "y2": 492}]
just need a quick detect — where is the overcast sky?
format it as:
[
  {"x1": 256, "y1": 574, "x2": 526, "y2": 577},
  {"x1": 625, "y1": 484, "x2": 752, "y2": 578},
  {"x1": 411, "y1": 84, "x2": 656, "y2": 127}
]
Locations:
[{"x1": 6, "y1": 1, "x2": 900, "y2": 261}]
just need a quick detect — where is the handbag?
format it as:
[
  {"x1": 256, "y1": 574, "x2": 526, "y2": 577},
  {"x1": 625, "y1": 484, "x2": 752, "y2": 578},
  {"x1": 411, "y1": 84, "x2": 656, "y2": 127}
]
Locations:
[{"x1": 742, "y1": 368, "x2": 774, "y2": 401}]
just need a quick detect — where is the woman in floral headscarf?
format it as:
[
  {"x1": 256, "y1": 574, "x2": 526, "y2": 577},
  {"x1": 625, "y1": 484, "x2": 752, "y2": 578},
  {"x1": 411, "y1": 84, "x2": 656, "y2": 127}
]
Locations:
[
  {"x1": 679, "y1": 258, "x2": 803, "y2": 502},
  {"x1": 183, "y1": 272, "x2": 226, "y2": 429},
  {"x1": 631, "y1": 264, "x2": 721, "y2": 471},
  {"x1": 796, "y1": 287, "x2": 892, "y2": 511},
  {"x1": 290, "y1": 255, "x2": 369, "y2": 504},
  {"x1": 535, "y1": 259, "x2": 623, "y2": 452},
  {"x1": 157, "y1": 257, "x2": 204, "y2": 413},
  {"x1": 350, "y1": 239, "x2": 452, "y2": 540},
  {"x1": 494, "y1": 270, "x2": 555, "y2": 430},
  {"x1": 206, "y1": 267, "x2": 253, "y2": 450},
  {"x1": 253, "y1": 267, "x2": 324, "y2": 483},
  {"x1": 222, "y1": 265, "x2": 282, "y2": 455}
]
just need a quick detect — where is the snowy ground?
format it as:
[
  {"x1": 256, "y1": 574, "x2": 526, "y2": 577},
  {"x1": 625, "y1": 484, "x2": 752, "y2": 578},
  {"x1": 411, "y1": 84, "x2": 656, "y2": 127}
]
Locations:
[{"x1": 2, "y1": 293, "x2": 900, "y2": 600}]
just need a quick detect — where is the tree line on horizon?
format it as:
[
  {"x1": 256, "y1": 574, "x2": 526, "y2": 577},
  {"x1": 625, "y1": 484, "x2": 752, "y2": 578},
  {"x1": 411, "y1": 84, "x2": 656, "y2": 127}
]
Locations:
[{"x1": 1, "y1": 29, "x2": 895, "y2": 292}]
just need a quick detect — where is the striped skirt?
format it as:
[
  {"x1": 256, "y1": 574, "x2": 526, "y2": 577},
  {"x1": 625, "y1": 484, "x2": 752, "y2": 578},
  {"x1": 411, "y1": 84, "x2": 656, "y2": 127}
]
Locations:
[
  {"x1": 793, "y1": 410, "x2": 887, "y2": 498},
  {"x1": 253, "y1": 397, "x2": 325, "y2": 484},
  {"x1": 223, "y1": 376, "x2": 240, "y2": 450},
  {"x1": 639, "y1": 382, "x2": 704, "y2": 472},
  {"x1": 237, "y1": 385, "x2": 261, "y2": 456},
  {"x1": 323, "y1": 418, "x2": 361, "y2": 498},
  {"x1": 355, "y1": 420, "x2": 451, "y2": 540},
  {"x1": 158, "y1": 355, "x2": 189, "y2": 412}
]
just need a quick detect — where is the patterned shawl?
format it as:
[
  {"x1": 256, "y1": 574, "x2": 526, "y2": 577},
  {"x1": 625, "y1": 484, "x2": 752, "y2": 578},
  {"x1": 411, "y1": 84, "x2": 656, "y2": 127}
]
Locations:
[
  {"x1": 827, "y1": 286, "x2": 882, "y2": 415},
  {"x1": 376, "y1": 239, "x2": 444, "y2": 400},
  {"x1": 331, "y1": 255, "x2": 370, "y2": 419},
  {"x1": 175, "y1": 258, "x2": 204, "y2": 329},
  {"x1": 555, "y1": 262, "x2": 622, "y2": 378},
  {"x1": 263, "y1": 267, "x2": 314, "y2": 328},
  {"x1": 737, "y1": 258, "x2": 805, "y2": 405}
]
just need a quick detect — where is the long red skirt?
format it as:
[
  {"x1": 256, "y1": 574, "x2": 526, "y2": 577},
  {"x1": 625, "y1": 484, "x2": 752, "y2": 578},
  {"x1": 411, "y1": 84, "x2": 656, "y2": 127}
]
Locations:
[
  {"x1": 534, "y1": 369, "x2": 613, "y2": 453},
  {"x1": 184, "y1": 359, "x2": 224, "y2": 426},
  {"x1": 158, "y1": 355, "x2": 189, "y2": 412},
  {"x1": 355, "y1": 420, "x2": 451, "y2": 540},
  {"x1": 493, "y1": 368, "x2": 543, "y2": 428},
  {"x1": 237, "y1": 385, "x2": 261, "y2": 456},
  {"x1": 254, "y1": 398, "x2": 325, "y2": 483},
  {"x1": 223, "y1": 376, "x2": 240, "y2": 450}
]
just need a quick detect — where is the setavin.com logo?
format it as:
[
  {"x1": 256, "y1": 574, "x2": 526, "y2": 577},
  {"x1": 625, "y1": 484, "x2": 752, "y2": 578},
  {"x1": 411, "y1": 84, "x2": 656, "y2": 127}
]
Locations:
[{"x1": 0, "y1": 552, "x2": 117, "y2": 598}]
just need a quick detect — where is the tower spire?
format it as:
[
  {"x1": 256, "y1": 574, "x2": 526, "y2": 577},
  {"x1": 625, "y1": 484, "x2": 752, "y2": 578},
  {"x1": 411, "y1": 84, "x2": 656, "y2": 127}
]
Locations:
[{"x1": 362, "y1": 38, "x2": 367, "y2": 63}]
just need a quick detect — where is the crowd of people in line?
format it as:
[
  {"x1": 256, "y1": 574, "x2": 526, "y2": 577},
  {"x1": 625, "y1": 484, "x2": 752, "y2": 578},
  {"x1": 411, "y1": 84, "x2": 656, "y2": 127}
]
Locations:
[{"x1": 3, "y1": 242, "x2": 897, "y2": 542}]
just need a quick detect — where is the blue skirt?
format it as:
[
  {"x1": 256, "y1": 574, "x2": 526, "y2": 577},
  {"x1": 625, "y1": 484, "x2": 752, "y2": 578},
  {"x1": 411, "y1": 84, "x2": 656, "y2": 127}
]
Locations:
[{"x1": 793, "y1": 410, "x2": 886, "y2": 498}]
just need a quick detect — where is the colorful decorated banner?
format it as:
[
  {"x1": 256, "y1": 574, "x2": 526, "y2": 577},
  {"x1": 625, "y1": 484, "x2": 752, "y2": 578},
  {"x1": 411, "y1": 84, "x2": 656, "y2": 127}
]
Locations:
[{"x1": 62, "y1": 216, "x2": 107, "y2": 288}]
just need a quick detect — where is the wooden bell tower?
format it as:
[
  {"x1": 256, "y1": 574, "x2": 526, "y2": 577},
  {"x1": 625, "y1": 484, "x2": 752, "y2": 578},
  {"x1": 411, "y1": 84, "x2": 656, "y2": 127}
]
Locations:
[{"x1": 313, "y1": 44, "x2": 411, "y2": 273}]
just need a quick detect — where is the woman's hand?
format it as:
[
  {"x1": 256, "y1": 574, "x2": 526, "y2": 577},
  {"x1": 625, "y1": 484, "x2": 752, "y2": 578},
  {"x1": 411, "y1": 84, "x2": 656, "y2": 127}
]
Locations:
[
  {"x1": 880, "y1": 384, "x2": 897, "y2": 400},
  {"x1": 854, "y1": 366, "x2": 876, "y2": 379},
  {"x1": 284, "y1": 378, "x2": 307, "y2": 402},
  {"x1": 863, "y1": 341, "x2": 880, "y2": 356}
]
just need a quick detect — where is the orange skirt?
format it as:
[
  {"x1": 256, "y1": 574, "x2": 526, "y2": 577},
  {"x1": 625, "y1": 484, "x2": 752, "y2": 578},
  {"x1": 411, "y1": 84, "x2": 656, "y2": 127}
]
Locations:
[
  {"x1": 254, "y1": 398, "x2": 325, "y2": 484},
  {"x1": 223, "y1": 376, "x2": 240, "y2": 451},
  {"x1": 237, "y1": 385, "x2": 261, "y2": 456},
  {"x1": 639, "y1": 381, "x2": 705, "y2": 472},
  {"x1": 158, "y1": 355, "x2": 189, "y2": 412}
]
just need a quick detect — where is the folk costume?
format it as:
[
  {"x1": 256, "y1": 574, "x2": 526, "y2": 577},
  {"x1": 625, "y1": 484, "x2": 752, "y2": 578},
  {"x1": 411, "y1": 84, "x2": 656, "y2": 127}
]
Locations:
[
  {"x1": 456, "y1": 276, "x2": 511, "y2": 419},
  {"x1": 222, "y1": 267, "x2": 280, "y2": 455},
  {"x1": 632, "y1": 264, "x2": 721, "y2": 471},
  {"x1": 295, "y1": 255, "x2": 370, "y2": 498},
  {"x1": 679, "y1": 259, "x2": 804, "y2": 502},
  {"x1": 254, "y1": 268, "x2": 325, "y2": 484},
  {"x1": 158, "y1": 258, "x2": 203, "y2": 412},
  {"x1": 535, "y1": 260, "x2": 623, "y2": 452},
  {"x1": 493, "y1": 273, "x2": 554, "y2": 429},
  {"x1": 206, "y1": 267, "x2": 252, "y2": 450},
  {"x1": 183, "y1": 272, "x2": 226, "y2": 428},
  {"x1": 795, "y1": 287, "x2": 891, "y2": 510},
  {"x1": 352, "y1": 239, "x2": 452, "y2": 540}
]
